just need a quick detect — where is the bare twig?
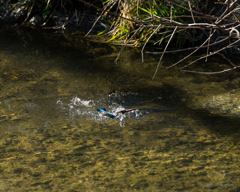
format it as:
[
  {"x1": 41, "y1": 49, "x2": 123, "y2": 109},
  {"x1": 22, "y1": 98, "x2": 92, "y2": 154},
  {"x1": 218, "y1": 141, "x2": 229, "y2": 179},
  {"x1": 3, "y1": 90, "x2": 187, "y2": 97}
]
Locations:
[
  {"x1": 41, "y1": 0, "x2": 60, "y2": 26},
  {"x1": 115, "y1": 24, "x2": 144, "y2": 63},
  {"x1": 85, "y1": 0, "x2": 118, "y2": 36},
  {"x1": 22, "y1": 1, "x2": 35, "y2": 24},
  {"x1": 153, "y1": 26, "x2": 178, "y2": 79},
  {"x1": 146, "y1": 32, "x2": 236, "y2": 55},
  {"x1": 180, "y1": 38, "x2": 240, "y2": 70},
  {"x1": 216, "y1": 7, "x2": 240, "y2": 24},
  {"x1": 79, "y1": 0, "x2": 240, "y2": 76},
  {"x1": 181, "y1": 67, "x2": 239, "y2": 74},
  {"x1": 142, "y1": 24, "x2": 162, "y2": 63},
  {"x1": 215, "y1": 0, "x2": 238, "y2": 24},
  {"x1": 215, "y1": 52, "x2": 237, "y2": 67},
  {"x1": 3, "y1": 2, "x2": 18, "y2": 19},
  {"x1": 149, "y1": 1, "x2": 153, "y2": 21},
  {"x1": 153, "y1": 28, "x2": 186, "y2": 45},
  {"x1": 205, "y1": 28, "x2": 213, "y2": 62},
  {"x1": 167, "y1": 29, "x2": 217, "y2": 69},
  {"x1": 188, "y1": 0, "x2": 195, "y2": 23}
]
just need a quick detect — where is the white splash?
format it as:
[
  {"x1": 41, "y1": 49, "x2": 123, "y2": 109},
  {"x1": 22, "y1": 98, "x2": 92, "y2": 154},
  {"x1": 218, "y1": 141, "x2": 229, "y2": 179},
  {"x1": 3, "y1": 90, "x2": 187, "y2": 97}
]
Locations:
[{"x1": 69, "y1": 96, "x2": 94, "y2": 107}]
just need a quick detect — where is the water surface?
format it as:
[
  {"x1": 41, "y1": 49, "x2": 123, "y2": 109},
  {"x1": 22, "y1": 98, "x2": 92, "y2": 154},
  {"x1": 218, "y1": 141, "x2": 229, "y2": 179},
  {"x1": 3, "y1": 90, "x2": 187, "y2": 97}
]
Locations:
[{"x1": 0, "y1": 24, "x2": 240, "y2": 191}]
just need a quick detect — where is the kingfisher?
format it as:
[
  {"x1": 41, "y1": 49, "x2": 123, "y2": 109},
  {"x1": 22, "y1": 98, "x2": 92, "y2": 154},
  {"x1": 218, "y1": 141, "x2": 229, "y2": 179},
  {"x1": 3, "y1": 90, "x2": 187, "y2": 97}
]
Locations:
[{"x1": 97, "y1": 108, "x2": 137, "y2": 119}]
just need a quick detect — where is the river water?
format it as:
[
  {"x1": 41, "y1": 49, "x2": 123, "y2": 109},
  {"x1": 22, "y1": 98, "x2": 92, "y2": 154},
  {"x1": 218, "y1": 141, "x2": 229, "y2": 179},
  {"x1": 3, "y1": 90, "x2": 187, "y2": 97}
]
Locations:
[{"x1": 0, "y1": 23, "x2": 240, "y2": 191}]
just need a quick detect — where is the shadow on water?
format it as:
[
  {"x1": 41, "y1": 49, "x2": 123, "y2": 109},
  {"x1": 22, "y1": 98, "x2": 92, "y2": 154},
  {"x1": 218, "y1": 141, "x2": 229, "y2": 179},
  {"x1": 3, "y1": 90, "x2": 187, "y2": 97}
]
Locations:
[{"x1": 0, "y1": 22, "x2": 240, "y2": 191}]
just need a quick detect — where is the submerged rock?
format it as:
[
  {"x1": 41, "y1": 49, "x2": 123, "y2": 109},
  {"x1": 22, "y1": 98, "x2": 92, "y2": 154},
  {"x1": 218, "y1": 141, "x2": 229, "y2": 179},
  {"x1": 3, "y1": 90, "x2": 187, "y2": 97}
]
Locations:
[{"x1": 188, "y1": 91, "x2": 240, "y2": 117}]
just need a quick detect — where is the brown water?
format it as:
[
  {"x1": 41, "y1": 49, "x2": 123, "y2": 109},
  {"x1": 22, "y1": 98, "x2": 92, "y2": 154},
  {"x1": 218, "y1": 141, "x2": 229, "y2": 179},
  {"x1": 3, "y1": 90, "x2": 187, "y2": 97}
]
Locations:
[{"x1": 0, "y1": 23, "x2": 240, "y2": 191}]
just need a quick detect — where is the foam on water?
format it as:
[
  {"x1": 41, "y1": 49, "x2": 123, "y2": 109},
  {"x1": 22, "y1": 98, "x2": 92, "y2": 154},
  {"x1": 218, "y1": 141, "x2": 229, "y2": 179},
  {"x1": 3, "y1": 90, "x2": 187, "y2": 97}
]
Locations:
[{"x1": 56, "y1": 96, "x2": 144, "y2": 126}]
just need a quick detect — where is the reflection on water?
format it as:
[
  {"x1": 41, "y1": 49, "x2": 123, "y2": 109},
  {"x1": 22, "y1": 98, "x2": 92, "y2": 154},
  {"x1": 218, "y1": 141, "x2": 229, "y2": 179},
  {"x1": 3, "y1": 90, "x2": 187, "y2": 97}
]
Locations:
[{"x1": 0, "y1": 24, "x2": 240, "y2": 191}]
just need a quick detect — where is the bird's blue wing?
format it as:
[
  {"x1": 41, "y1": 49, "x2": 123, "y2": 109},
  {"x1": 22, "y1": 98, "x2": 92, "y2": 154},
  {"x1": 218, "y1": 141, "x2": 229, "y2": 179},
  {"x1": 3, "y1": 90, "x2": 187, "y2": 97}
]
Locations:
[
  {"x1": 97, "y1": 108, "x2": 107, "y2": 112},
  {"x1": 97, "y1": 108, "x2": 116, "y2": 118},
  {"x1": 103, "y1": 112, "x2": 116, "y2": 119}
]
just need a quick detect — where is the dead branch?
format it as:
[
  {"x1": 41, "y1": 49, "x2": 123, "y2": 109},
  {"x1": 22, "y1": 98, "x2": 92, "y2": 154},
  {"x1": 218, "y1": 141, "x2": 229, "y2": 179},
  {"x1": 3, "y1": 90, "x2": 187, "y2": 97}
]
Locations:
[
  {"x1": 181, "y1": 67, "x2": 239, "y2": 74},
  {"x1": 180, "y1": 38, "x2": 240, "y2": 70},
  {"x1": 78, "y1": 0, "x2": 240, "y2": 76},
  {"x1": 152, "y1": 26, "x2": 178, "y2": 79},
  {"x1": 147, "y1": 35, "x2": 232, "y2": 55},
  {"x1": 167, "y1": 29, "x2": 217, "y2": 69},
  {"x1": 216, "y1": 52, "x2": 237, "y2": 67},
  {"x1": 22, "y1": 1, "x2": 35, "y2": 24},
  {"x1": 115, "y1": 24, "x2": 144, "y2": 63},
  {"x1": 142, "y1": 24, "x2": 162, "y2": 63}
]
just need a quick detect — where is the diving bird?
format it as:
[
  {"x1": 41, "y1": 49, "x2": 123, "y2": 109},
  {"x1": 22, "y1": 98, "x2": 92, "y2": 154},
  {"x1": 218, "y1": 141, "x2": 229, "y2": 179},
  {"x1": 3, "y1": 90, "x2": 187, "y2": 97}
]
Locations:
[
  {"x1": 97, "y1": 108, "x2": 137, "y2": 119},
  {"x1": 97, "y1": 108, "x2": 117, "y2": 119}
]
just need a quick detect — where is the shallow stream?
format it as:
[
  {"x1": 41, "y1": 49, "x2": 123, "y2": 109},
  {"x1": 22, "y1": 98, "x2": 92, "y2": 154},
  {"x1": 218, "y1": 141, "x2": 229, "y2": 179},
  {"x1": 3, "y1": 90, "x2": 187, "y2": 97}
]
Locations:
[{"x1": 0, "y1": 23, "x2": 240, "y2": 191}]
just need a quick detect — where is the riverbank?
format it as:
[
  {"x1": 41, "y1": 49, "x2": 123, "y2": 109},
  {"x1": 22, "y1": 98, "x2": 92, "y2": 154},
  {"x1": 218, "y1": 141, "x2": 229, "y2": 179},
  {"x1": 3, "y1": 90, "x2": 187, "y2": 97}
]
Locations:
[{"x1": 1, "y1": 0, "x2": 240, "y2": 77}]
